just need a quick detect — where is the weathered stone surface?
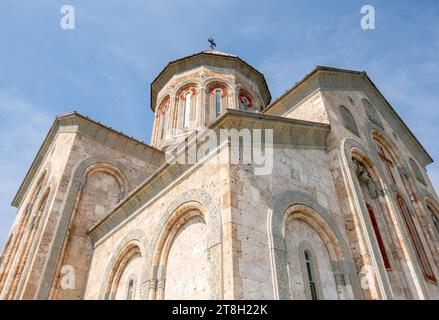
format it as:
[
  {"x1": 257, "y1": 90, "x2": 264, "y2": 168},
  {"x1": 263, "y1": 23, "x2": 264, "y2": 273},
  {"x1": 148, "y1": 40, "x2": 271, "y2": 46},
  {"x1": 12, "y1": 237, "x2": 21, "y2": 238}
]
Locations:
[{"x1": 1, "y1": 53, "x2": 438, "y2": 301}]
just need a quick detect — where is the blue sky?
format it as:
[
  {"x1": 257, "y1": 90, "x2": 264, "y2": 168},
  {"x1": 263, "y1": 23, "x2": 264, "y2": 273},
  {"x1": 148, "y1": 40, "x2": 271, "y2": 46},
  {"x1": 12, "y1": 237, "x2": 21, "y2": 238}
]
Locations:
[{"x1": 0, "y1": 0, "x2": 438, "y2": 247}]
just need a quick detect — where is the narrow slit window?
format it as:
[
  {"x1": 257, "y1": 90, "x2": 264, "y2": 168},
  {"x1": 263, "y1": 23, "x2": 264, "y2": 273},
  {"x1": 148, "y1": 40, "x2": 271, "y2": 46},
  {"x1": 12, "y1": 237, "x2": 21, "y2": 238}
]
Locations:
[
  {"x1": 183, "y1": 91, "x2": 191, "y2": 128},
  {"x1": 304, "y1": 250, "x2": 318, "y2": 300},
  {"x1": 160, "y1": 107, "x2": 168, "y2": 139},
  {"x1": 127, "y1": 279, "x2": 135, "y2": 300},
  {"x1": 241, "y1": 97, "x2": 249, "y2": 111},
  {"x1": 366, "y1": 203, "x2": 392, "y2": 269},
  {"x1": 215, "y1": 89, "x2": 222, "y2": 118}
]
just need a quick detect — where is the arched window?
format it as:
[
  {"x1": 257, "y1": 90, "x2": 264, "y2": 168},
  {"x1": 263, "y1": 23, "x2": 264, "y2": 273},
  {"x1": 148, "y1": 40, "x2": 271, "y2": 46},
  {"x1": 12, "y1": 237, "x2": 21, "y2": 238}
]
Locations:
[
  {"x1": 215, "y1": 89, "x2": 222, "y2": 117},
  {"x1": 396, "y1": 194, "x2": 436, "y2": 282},
  {"x1": 354, "y1": 159, "x2": 393, "y2": 270},
  {"x1": 157, "y1": 213, "x2": 210, "y2": 300},
  {"x1": 283, "y1": 208, "x2": 346, "y2": 300},
  {"x1": 362, "y1": 99, "x2": 384, "y2": 129},
  {"x1": 241, "y1": 97, "x2": 249, "y2": 110},
  {"x1": 239, "y1": 92, "x2": 253, "y2": 111},
  {"x1": 366, "y1": 203, "x2": 391, "y2": 269},
  {"x1": 160, "y1": 105, "x2": 169, "y2": 140},
  {"x1": 126, "y1": 279, "x2": 135, "y2": 300},
  {"x1": 183, "y1": 91, "x2": 192, "y2": 128},
  {"x1": 375, "y1": 141, "x2": 398, "y2": 185},
  {"x1": 304, "y1": 250, "x2": 318, "y2": 300},
  {"x1": 208, "y1": 84, "x2": 227, "y2": 122},
  {"x1": 104, "y1": 243, "x2": 141, "y2": 300},
  {"x1": 339, "y1": 105, "x2": 359, "y2": 135}
]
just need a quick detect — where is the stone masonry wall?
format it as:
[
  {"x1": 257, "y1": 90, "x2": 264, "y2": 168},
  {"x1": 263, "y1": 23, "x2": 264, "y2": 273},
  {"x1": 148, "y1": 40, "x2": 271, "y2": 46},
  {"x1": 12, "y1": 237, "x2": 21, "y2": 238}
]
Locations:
[
  {"x1": 228, "y1": 147, "x2": 346, "y2": 299},
  {"x1": 321, "y1": 89, "x2": 439, "y2": 299},
  {"x1": 0, "y1": 131, "x2": 76, "y2": 300},
  {"x1": 84, "y1": 146, "x2": 233, "y2": 299},
  {"x1": 48, "y1": 131, "x2": 161, "y2": 300}
]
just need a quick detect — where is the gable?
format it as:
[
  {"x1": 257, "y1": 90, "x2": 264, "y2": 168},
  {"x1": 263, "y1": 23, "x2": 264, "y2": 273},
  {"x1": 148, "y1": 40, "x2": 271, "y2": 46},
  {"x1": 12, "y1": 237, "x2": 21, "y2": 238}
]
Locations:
[
  {"x1": 265, "y1": 67, "x2": 433, "y2": 167},
  {"x1": 11, "y1": 112, "x2": 164, "y2": 208}
]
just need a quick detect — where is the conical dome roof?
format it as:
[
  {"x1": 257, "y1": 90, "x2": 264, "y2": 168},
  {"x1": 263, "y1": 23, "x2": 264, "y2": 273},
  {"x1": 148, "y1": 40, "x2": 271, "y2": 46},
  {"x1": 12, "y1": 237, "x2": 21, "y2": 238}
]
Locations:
[{"x1": 150, "y1": 50, "x2": 271, "y2": 111}]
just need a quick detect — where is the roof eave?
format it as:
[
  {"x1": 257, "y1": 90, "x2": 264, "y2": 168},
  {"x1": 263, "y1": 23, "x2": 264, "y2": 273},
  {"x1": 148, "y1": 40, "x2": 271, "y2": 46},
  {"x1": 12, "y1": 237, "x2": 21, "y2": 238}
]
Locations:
[
  {"x1": 88, "y1": 109, "x2": 329, "y2": 242},
  {"x1": 150, "y1": 51, "x2": 271, "y2": 112},
  {"x1": 11, "y1": 112, "x2": 163, "y2": 208},
  {"x1": 264, "y1": 66, "x2": 433, "y2": 165}
]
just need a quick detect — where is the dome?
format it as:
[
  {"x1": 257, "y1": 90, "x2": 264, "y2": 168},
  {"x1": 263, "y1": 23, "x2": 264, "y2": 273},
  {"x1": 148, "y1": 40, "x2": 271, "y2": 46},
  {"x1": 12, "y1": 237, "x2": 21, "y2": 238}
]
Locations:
[
  {"x1": 150, "y1": 50, "x2": 271, "y2": 111},
  {"x1": 150, "y1": 50, "x2": 272, "y2": 150}
]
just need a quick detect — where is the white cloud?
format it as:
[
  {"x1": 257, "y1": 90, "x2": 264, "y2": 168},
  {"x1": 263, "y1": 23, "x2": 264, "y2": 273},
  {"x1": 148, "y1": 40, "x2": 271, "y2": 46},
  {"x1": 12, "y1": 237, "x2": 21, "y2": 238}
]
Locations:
[{"x1": 0, "y1": 89, "x2": 52, "y2": 248}]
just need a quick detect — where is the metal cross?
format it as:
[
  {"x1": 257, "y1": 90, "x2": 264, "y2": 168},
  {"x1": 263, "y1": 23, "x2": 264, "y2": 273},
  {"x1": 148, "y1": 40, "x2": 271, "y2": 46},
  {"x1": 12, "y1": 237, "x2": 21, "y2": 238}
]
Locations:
[{"x1": 208, "y1": 38, "x2": 216, "y2": 50}]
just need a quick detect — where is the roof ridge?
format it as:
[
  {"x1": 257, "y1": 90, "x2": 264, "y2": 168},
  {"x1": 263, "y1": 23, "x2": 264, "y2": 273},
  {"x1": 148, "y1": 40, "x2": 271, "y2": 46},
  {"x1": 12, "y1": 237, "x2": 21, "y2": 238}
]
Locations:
[{"x1": 56, "y1": 111, "x2": 162, "y2": 153}]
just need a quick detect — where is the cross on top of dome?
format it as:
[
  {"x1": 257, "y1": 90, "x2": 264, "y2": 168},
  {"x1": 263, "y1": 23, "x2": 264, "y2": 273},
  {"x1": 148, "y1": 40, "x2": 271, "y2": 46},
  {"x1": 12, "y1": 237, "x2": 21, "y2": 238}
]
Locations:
[{"x1": 208, "y1": 38, "x2": 216, "y2": 50}]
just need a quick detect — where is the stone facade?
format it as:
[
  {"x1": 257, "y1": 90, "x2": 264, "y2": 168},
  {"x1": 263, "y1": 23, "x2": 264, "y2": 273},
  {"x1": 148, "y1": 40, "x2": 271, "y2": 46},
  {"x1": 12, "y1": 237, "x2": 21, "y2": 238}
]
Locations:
[{"x1": 0, "y1": 52, "x2": 438, "y2": 300}]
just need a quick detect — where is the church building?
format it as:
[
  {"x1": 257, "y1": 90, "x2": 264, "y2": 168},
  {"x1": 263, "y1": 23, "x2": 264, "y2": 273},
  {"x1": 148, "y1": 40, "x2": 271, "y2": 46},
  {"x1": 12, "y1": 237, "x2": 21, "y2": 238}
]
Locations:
[{"x1": 1, "y1": 48, "x2": 439, "y2": 300}]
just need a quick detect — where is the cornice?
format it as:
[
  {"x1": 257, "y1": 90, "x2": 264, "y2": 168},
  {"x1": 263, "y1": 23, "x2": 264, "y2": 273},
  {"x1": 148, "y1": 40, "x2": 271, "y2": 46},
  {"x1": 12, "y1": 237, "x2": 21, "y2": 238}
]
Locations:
[
  {"x1": 11, "y1": 112, "x2": 165, "y2": 208},
  {"x1": 150, "y1": 51, "x2": 271, "y2": 111},
  {"x1": 88, "y1": 109, "x2": 330, "y2": 243},
  {"x1": 264, "y1": 67, "x2": 433, "y2": 167}
]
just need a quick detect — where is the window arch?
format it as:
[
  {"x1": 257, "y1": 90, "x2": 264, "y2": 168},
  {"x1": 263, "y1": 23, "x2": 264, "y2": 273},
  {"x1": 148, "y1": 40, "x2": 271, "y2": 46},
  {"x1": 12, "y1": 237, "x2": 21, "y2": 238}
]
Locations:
[
  {"x1": 178, "y1": 86, "x2": 197, "y2": 130},
  {"x1": 239, "y1": 91, "x2": 253, "y2": 111},
  {"x1": 372, "y1": 131, "x2": 402, "y2": 165},
  {"x1": 353, "y1": 158, "x2": 392, "y2": 270},
  {"x1": 160, "y1": 108, "x2": 168, "y2": 139},
  {"x1": 339, "y1": 105, "x2": 359, "y2": 135},
  {"x1": 98, "y1": 229, "x2": 146, "y2": 300},
  {"x1": 409, "y1": 158, "x2": 426, "y2": 186},
  {"x1": 184, "y1": 91, "x2": 191, "y2": 128},
  {"x1": 396, "y1": 194, "x2": 436, "y2": 283},
  {"x1": 269, "y1": 191, "x2": 361, "y2": 300},
  {"x1": 126, "y1": 278, "x2": 135, "y2": 300},
  {"x1": 83, "y1": 162, "x2": 129, "y2": 200},
  {"x1": 362, "y1": 99, "x2": 384, "y2": 129},
  {"x1": 373, "y1": 137, "x2": 400, "y2": 186},
  {"x1": 51, "y1": 164, "x2": 131, "y2": 300},
  {"x1": 208, "y1": 83, "x2": 228, "y2": 120},
  {"x1": 372, "y1": 132, "x2": 424, "y2": 200},
  {"x1": 270, "y1": 197, "x2": 354, "y2": 300},
  {"x1": 158, "y1": 97, "x2": 170, "y2": 141},
  {"x1": 215, "y1": 90, "x2": 221, "y2": 116},
  {"x1": 147, "y1": 193, "x2": 222, "y2": 300},
  {"x1": 150, "y1": 207, "x2": 209, "y2": 300},
  {"x1": 104, "y1": 241, "x2": 142, "y2": 300}
]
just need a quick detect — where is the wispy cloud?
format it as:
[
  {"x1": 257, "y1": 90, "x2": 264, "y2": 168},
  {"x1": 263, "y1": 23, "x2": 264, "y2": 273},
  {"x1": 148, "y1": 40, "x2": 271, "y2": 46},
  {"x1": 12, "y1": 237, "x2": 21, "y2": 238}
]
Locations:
[{"x1": 0, "y1": 89, "x2": 52, "y2": 245}]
